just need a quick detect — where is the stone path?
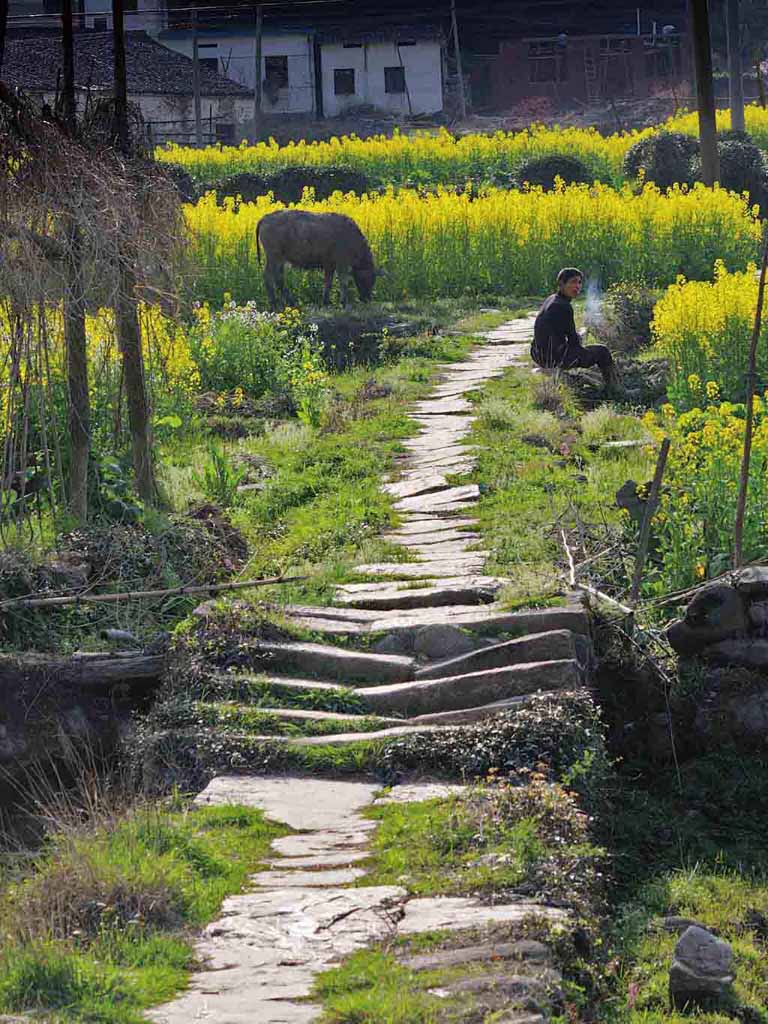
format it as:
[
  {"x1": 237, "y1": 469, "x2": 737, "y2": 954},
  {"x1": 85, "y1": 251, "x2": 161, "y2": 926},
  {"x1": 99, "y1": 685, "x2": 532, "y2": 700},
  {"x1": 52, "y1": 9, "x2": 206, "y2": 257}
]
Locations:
[
  {"x1": 148, "y1": 315, "x2": 592, "y2": 1023},
  {"x1": 148, "y1": 776, "x2": 567, "y2": 1024}
]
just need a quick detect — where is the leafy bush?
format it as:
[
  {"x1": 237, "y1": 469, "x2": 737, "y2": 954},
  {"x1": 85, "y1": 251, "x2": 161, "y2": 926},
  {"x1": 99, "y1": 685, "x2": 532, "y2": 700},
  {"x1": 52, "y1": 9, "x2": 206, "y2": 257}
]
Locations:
[
  {"x1": 640, "y1": 397, "x2": 768, "y2": 591},
  {"x1": 211, "y1": 166, "x2": 375, "y2": 203},
  {"x1": 515, "y1": 153, "x2": 592, "y2": 190},
  {"x1": 690, "y1": 135, "x2": 768, "y2": 210},
  {"x1": 623, "y1": 131, "x2": 699, "y2": 190},
  {"x1": 188, "y1": 305, "x2": 328, "y2": 423},
  {"x1": 192, "y1": 445, "x2": 246, "y2": 507},
  {"x1": 587, "y1": 281, "x2": 660, "y2": 354}
]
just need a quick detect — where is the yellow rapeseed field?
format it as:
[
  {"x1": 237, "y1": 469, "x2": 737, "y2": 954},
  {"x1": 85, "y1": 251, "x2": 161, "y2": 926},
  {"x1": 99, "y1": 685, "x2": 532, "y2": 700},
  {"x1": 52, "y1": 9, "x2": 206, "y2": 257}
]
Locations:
[
  {"x1": 184, "y1": 182, "x2": 761, "y2": 305},
  {"x1": 158, "y1": 104, "x2": 768, "y2": 188},
  {"x1": 651, "y1": 262, "x2": 768, "y2": 405}
]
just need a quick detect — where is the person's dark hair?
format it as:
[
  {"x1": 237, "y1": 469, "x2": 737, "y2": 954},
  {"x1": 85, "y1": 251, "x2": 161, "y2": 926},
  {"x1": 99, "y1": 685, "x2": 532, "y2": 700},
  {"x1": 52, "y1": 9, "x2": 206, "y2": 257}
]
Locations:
[{"x1": 557, "y1": 267, "x2": 583, "y2": 287}]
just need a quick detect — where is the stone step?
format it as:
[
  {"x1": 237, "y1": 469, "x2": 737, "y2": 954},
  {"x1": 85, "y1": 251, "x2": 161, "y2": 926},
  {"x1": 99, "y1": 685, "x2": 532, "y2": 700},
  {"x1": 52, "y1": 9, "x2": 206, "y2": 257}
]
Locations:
[
  {"x1": 355, "y1": 659, "x2": 581, "y2": 716},
  {"x1": 200, "y1": 703, "x2": 405, "y2": 727},
  {"x1": 408, "y1": 696, "x2": 532, "y2": 726},
  {"x1": 383, "y1": 474, "x2": 449, "y2": 500},
  {"x1": 384, "y1": 529, "x2": 480, "y2": 548},
  {"x1": 335, "y1": 577, "x2": 504, "y2": 610},
  {"x1": 283, "y1": 602, "x2": 590, "y2": 639},
  {"x1": 257, "y1": 641, "x2": 414, "y2": 683},
  {"x1": 289, "y1": 724, "x2": 443, "y2": 745},
  {"x1": 415, "y1": 629, "x2": 580, "y2": 680},
  {"x1": 411, "y1": 397, "x2": 473, "y2": 416},
  {"x1": 352, "y1": 556, "x2": 488, "y2": 579},
  {"x1": 393, "y1": 484, "x2": 480, "y2": 513},
  {"x1": 384, "y1": 517, "x2": 478, "y2": 537}
]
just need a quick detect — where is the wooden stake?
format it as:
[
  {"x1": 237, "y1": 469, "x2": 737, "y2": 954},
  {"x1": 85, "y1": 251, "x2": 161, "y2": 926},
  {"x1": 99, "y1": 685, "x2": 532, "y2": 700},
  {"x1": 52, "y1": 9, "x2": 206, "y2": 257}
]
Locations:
[
  {"x1": 253, "y1": 4, "x2": 263, "y2": 138},
  {"x1": 630, "y1": 437, "x2": 671, "y2": 604},
  {"x1": 726, "y1": 0, "x2": 745, "y2": 132},
  {"x1": 450, "y1": 0, "x2": 467, "y2": 121},
  {"x1": 192, "y1": 9, "x2": 203, "y2": 147},
  {"x1": 734, "y1": 225, "x2": 768, "y2": 567}
]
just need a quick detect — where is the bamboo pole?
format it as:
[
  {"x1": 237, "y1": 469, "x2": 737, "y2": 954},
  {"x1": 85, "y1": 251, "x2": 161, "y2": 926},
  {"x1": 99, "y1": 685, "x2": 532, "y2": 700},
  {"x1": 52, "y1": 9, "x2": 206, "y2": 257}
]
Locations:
[
  {"x1": 450, "y1": 0, "x2": 467, "y2": 121},
  {"x1": 734, "y1": 225, "x2": 768, "y2": 567},
  {"x1": 630, "y1": 437, "x2": 671, "y2": 604},
  {"x1": 0, "y1": 574, "x2": 306, "y2": 611}
]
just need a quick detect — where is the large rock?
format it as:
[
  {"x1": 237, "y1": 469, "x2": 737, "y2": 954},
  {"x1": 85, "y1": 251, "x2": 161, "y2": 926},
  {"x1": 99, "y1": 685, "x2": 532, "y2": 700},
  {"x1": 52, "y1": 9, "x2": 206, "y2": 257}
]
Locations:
[
  {"x1": 686, "y1": 584, "x2": 747, "y2": 633},
  {"x1": 734, "y1": 566, "x2": 768, "y2": 597},
  {"x1": 669, "y1": 925, "x2": 735, "y2": 1009},
  {"x1": 413, "y1": 624, "x2": 478, "y2": 660},
  {"x1": 700, "y1": 638, "x2": 768, "y2": 669},
  {"x1": 667, "y1": 584, "x2": 747, "y2": 655}
]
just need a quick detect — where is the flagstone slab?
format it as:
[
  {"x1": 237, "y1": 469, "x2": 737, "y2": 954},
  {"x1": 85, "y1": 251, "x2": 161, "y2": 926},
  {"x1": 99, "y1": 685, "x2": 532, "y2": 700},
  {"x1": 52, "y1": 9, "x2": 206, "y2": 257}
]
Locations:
[
  {"x1": 394, "y1": 484, "x2": 480, "y2": 513},
  {"x1": 351, "y1": 556, "x2": 488, "y2": 579},
  {"x1": 335, "y1": 577, "x2": 503, "y2": 610},
  {"x1": 384, "y1": 474, "x2": 449, "y2": 499},
  {"x1": 384, "y1": 517, "x2": 479, "y2": 537}
]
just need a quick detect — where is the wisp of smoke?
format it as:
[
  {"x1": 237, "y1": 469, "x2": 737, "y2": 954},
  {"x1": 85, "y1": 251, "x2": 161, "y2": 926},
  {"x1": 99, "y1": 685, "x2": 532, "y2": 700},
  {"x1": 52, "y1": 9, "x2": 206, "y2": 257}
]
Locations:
[{"x1": 583, "y1": 278, "x2": 604, "y2": 338}]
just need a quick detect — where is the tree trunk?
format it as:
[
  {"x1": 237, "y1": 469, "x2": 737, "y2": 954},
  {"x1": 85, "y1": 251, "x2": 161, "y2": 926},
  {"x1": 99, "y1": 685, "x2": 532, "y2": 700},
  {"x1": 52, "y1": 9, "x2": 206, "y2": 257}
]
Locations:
[
  {"x1": 0, "y1": 0, "x2": 8, "y2": 76},
  {"x1": 690, "y1": 0, "x2": 720, "y2": 185},
  {"x1": 117, "y1": 264, "x2": 157, "y2": 504},
  {"x1": 65, "y1": 229, "x2": 90, "y2": 523},
  {"x1": 727, "y1": 0, "x2": 745, "y2": 132},
  {"x1": 112, "y1": 0, "x2": 156, "y2": 503},
  {"x1": 62, "y1": 0, "x2": 90, "y2": 525}
]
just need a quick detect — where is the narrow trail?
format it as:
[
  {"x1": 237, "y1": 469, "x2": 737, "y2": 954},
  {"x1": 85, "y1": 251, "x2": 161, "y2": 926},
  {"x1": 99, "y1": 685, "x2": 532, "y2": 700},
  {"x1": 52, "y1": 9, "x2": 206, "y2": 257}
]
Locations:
[
  {"x1": 148, "y1": 777, "x2": 567, "y2": 1024},
  {"x1": 148, "y1": 316, "x2": 590, "y2": 1023}
]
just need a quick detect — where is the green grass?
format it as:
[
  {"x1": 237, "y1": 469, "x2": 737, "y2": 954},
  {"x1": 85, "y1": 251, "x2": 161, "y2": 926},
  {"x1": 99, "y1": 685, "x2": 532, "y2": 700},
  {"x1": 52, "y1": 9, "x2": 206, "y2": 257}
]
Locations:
[
  {"x1": 193, "y1": 701, "x2": 390, "y2": 737},
  {"x1": 469, "y1": 366, "x2": 655, "y2": 607},
  {"x1": 359, "y1": 782, "x2": 604, "y2": 906},
  {"x1": 0, "y1": 802, "x2": 287, "y2": 1023}
]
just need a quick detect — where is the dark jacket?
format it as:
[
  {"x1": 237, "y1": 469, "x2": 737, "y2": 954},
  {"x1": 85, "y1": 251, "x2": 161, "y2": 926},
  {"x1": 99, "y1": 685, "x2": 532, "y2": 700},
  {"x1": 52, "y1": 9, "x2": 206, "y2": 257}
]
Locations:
[{"x1": 532, "y1": 292, "x2": 581, "y2": 367}]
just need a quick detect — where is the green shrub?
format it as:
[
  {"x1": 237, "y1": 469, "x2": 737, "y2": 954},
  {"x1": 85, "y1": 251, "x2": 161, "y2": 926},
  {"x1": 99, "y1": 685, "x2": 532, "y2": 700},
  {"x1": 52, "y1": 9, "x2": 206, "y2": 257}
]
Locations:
[
  {"x1": 587, "y1": 281, "x2": 660, "y2": 354},
  {"x1": 623, "y1": 131, "x2": 699, "y2": 190},
  {"x1": 690, "y1": 135, "x2": 768, "y2": 210},
  {"x1": 211, "y1": 165, "x2": 374, "y2": 203},
  {"x1": 192, "y1": 444, "x2": 246, "y2": 507},
  {"x1": 515, "y1": 153, "x2": 593, "y2": 189}
]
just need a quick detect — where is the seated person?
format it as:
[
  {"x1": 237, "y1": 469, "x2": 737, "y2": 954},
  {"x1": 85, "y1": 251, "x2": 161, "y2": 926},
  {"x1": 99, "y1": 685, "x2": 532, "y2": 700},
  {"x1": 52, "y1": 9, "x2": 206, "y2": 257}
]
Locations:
[{"x1": 532, "y1": 267, "x2": 619, "y2": 395}]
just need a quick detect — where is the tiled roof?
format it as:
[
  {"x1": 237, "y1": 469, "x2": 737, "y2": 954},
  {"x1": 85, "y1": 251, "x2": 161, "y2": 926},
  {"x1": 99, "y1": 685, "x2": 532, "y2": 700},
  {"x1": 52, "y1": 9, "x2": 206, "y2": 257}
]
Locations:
[{"x1": 3, "y1": 29, "x2": 251, "y2": 96}]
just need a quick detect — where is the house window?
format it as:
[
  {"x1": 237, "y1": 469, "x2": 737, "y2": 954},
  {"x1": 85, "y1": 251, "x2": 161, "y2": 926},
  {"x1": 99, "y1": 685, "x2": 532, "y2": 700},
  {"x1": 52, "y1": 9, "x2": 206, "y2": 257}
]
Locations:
[
  {"x1": 397, "y1": 39, "x2": 416, "y2": 46},
  {"x1": 216, "y1": 122, "x2": 235, "y2": 144},
  {"x1": 265, "y1": 55, "x2": 289, "y2": 89},
  {"x1": 334, "y1": 68, "x2": 356, "y2": 95},
  {"x1": 93, "y1": 15, "x2": 108, "y2": 30},
  {"x1": 199, "y1": 44, "x2": 218, "y2": 73},
  {"x1": 384, "y1": 66, "x2": 406, "y2": 94},
  {"x1": 343, "y1": 42, "x2": 363, "y2": 48}
]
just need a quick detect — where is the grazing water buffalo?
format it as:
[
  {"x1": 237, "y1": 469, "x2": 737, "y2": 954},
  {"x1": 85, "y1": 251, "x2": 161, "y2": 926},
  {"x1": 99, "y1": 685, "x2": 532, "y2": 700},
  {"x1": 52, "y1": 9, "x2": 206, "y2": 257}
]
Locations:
[{"x1": 256, "y1": 209, "x2": 379, "y2": 309}]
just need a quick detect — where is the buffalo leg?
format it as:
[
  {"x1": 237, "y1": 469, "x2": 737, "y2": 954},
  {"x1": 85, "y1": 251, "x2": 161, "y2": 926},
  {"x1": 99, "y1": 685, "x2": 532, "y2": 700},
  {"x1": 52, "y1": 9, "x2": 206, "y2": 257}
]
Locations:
[
  {"x1": 276, "y1": 264, "x2": 294, "y2": 308},
  {"x1": 264, "y1": 258, "x2": 280, "y2": 310},
  {"x1": 322, "y1": 267, "x2": 334, "y2": 306},
  {"x1": 338, "y1": 267, "x2": 352, "y2": 307}
]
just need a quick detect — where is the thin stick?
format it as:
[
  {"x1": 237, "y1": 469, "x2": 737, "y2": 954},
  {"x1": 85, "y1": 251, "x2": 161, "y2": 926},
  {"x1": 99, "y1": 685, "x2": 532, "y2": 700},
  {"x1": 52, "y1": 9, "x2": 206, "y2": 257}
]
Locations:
[
  {"x1": 734, "y1": 225, "x2": 768, "y2": 568},
  {"x1": 630, "y1": 437, "x2": 671, "y2": 605},
  {"x1": 574, "y1": 582, "x2": 634, "y2": 617},
  {"x1": 561, "y1": 528, "x2": 577, "y2": 587},
  {"x1": 0, "y1": 574, "x2": 306, "y2": 611}
]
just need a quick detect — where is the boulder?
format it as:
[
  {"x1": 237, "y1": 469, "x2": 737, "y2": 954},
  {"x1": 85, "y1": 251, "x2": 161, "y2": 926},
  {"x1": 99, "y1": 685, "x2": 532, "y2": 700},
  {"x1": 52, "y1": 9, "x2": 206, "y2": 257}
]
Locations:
[
  {"x1": 748, "y1": 600, "x2": 768, "y2": 632},
  {"x1": 373, "y1": 632, "x2": 415, "y2": 655},
  {"x1": 667, "y1": 584, "x2": 747, "y2": 655},
  {"x1": 734, "y1": 566, "x2": 768, "y2": 597},
  {"x1": 700, "y1": 638, "x2": 768, "y2": 669},
  {"x1": 669, "y1": 925, "x2": 735, "y2": 1009},
  {"x1": 413, "y1": 624, "x2": 477, "y2": 660}
]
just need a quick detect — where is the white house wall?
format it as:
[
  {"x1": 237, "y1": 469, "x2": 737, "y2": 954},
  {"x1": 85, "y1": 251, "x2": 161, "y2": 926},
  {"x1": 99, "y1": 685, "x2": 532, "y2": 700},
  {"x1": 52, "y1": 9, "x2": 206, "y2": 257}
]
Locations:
[
  {"x1": 321, "y1": 40, "x2": 443, "y2": 117},
  {"x1": 82, "y1": 0, "x2": 167, "y2": 36},
  {"x1": 161, "y1": 32, "x2": 315, "y2": 114}
]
